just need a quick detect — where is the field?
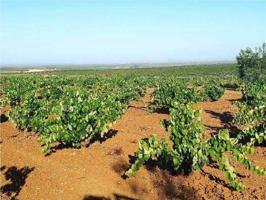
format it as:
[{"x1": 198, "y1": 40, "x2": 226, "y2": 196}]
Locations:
[{"x1": 1, "y1": 64, "x2": 265, "y2": 200}]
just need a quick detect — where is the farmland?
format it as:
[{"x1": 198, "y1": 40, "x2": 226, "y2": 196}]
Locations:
[{"x1": 0, "y1": 64, "x2": 266, "y2": 200}]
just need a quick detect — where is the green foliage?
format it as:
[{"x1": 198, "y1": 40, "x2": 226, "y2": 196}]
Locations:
[
  {"x1": 1, "y1": 64, "x2": 238, "y2": 77},
  {"x1": 150, "y1": 79, "x2": 200, "y2": 111},
  {"x1": 234, "y1": 104, "x2": 265, "y2": 126},
  {"x1": 124, "y1": 134, "x2": 177, "y2": 177},
  {"x1": 203, "y1": 81, "x2": 225, "y2": 101},
  {"x1": 241, "y1": 81, "x2": 266, "y2": 106},
  {"x1": 125, "y1": 86, "x2": 265, "y2": 191},
  {"x1": 236, "y1": 43, "x2": 266, "y2": 81},
  {"x1": 234, "y1": 80, "x2": 266, "y2": 146},
  {"x1": 150, "y1": 78, "x2": 225, "y2": 112},
  {"x1": 125, "y1": 103, "x2": 207, "y2": 177},
  {"x1": 3, "y1": 75, "x2": 148, "y2": 153},
  {"x1": 238, "y1": 123, "x2": 266, "y2": 146},
  {"x1": 167, "y1": 102, "x2": 208, "y2": 172},
  {"x1": 2, "y1": 62, "x2": 264, "y2": 190}
]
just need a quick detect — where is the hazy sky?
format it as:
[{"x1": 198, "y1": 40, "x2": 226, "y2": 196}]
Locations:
[{"x1": 1, "y1": 0, "x2": 266, "y2": 65}]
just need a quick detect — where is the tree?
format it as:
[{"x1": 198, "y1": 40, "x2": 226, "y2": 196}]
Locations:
[{"x1": 236, "y1": 43, "x2": 266, "y2": 81}]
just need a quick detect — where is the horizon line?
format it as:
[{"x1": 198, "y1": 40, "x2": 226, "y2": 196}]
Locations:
[{"x1": 0, "y1": 59, "x2": 237, "y2": 68}]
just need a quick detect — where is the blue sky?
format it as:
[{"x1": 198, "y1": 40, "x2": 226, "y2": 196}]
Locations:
[{"x1": 1, "y1": 0, "x2": 266, "y2": 65}]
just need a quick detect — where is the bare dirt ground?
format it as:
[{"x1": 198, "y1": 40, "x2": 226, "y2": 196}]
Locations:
[{"x1": 1, "y1": 89, "x2": 266, "y2": 200}]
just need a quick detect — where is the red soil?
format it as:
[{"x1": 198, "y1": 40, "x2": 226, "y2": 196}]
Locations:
[{"x1": 1, "y1": 89, "x2": 265, "y2": 200}]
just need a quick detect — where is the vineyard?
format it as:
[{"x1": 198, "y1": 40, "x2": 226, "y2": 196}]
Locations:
[{"x1": 1, "y1": 64, "x2": 266, "y2": 200}]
